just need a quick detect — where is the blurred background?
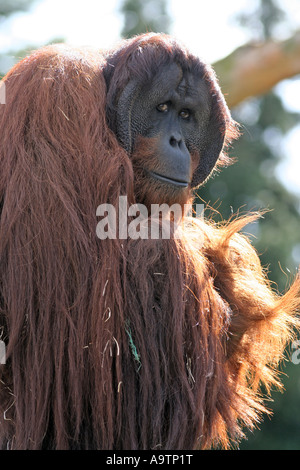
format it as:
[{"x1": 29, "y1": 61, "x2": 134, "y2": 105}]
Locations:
[{"x1": 0, "y1": 0, "x2": 299, "y2": 450}]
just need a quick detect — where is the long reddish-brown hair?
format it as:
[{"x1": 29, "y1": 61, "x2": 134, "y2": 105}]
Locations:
[{"x1": 0, "y1": 38, "x2": 299, "y2": 450}]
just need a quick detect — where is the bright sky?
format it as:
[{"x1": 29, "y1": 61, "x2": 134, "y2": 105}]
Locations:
[
  {"x1": 0, "y1": 0, "x2": 290, "y2": 61},
  {"x1": 0, "y1": 0, "x2": 300, "y2": 194}
]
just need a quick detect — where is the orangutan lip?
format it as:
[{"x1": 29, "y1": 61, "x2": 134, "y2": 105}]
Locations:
[{"x1": 150, "y1": 171, "x2": 189, "y2": 187}]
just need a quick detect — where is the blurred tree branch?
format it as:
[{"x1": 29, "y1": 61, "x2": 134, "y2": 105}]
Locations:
[{"x1": 214, "y1": 30, "x2": 300, "y2": 107}]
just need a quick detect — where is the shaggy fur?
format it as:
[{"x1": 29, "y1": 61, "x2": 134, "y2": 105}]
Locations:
[{"x1": 0, "y1": 34, "x2": 299, "y2": 450}]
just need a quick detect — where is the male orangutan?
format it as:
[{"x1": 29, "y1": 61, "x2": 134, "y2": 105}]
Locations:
[{"x1": 0, "y1": 33, "x2": 299, "y2": 450}]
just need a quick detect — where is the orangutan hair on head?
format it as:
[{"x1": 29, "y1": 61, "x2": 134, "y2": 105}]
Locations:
[{"x1": 0, "y1": 33, "x2": 299, "y2": 450}]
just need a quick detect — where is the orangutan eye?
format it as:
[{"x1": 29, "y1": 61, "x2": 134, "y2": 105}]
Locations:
[
  {"x1": 179, "y1": 109, "x2": 190, "y2": 119},
  {"x1": 156, "y1": 103, "x2": 169, "y2": 113}
]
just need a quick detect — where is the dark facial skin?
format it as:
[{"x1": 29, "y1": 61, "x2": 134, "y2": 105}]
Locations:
[{"x1": 115, "y1": 63, "x2": 211, "y2": 193}]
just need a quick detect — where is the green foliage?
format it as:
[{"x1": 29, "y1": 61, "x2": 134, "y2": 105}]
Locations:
[
  {"x1": 239, "y1": 360, "x2": 300, "y2": 449},
  {"x1": 0, "y1": 0, "x2": 37, "y2": 77},
  {"x1": 120, "y1": 0, "x2": 170, "y2": 38},
  {"x1": 0, "y1": 0, "x2": 34, "y2": 18},
  {"x1": 235, "y1": 0, "x2": 286, "y2": 40}
]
